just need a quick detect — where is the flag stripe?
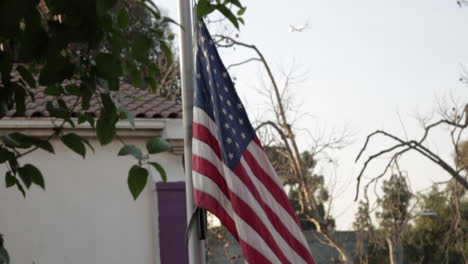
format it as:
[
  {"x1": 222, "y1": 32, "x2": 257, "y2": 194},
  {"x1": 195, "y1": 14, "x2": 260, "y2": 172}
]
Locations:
[
  {"x1": 193, "y1": 190, "x2": 273, "y2": 264},
  {"x1": 193, "y1": 122, "x2": 222, "y2": 158},
  {"x1": 193, "y1": 138, "x2": 308, "y2": 263},
  {"x1": 194, "y1": 107, "x2": 219, "y2": 140},
  {"x1": 193, "y1": 189, "x2": 238, "y2": 239},
  {"x1": 240, "y1": 157, "x2": 314, "y2": 263},
  {"x1": 243, "y1": 147, "x2": 301, "y2": 225},
  {"x1": 192, "y1": 171, "x2": 282, "y2": 263},
  {"x1": 192, "y1": 155, "x2": 229, "y2": 197}
]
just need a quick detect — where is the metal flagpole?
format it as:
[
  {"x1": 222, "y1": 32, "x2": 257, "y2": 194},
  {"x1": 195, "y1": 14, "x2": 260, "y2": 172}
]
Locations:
[{"x1": 178, "y1": 0, "x2": 205, "y2": 263}]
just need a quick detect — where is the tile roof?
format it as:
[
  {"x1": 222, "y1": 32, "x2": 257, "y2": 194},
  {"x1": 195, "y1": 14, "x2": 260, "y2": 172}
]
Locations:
[{"x1": 5, "y1": 77, "x2": 182, "y2": 119}]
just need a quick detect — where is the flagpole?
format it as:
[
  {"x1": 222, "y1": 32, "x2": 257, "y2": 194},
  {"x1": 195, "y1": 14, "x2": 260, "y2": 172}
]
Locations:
[{"x1": 178, "y1": 0, "x2": 205, "y2": 263}]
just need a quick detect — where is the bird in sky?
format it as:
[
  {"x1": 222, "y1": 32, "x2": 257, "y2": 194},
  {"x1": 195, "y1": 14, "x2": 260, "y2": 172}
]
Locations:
[
  {"x1": 289, "y1": 20, "x2": 309, "y2": 32},
  {"x1": 0, "y1": 234, "x2": 9, "y2": 264}
]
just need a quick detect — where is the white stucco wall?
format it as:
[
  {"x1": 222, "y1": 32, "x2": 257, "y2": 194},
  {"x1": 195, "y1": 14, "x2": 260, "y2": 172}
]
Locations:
[{"x1": 0, "y1": 121, "x2": 185, "y2": 264}]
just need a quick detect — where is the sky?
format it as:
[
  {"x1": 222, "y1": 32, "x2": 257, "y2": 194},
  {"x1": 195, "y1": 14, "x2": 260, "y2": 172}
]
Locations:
[{"x1": 159, "y1": 0, "x2": 468, "y2": 230}]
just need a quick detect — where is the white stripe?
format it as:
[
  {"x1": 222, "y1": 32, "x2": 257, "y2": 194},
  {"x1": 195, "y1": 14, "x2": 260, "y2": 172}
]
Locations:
[
  {"x1": 193, "y1": 106, "x2": 219, "y2": 140},
  {"x1": 193, "y1": 138, "x2": 308, "y2": 264},
  {"x1": 192, "y1": 171, "x2": 281, "y2": 263},
  {"x1": 240, "y1": 157, "x2": 310, "y2": 248},
  {"x1": 246, "y1": 142, "x2": 284, "y2": 188}
]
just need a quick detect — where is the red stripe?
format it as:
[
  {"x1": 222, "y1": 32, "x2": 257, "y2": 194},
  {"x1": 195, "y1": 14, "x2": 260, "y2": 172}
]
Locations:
[
  {"x1": 193, "y1": 126, "x2": 315, "y2": 263},
  {"x1": 192, "y1": 157, "x2": 290, "y2": 262},
  {"x1": 240, "y1": 239, "x2": 274, "y2": 264},
  {"x1": 243, "y1": 149, "x2": 301, "y2": 226},
  {"x1": 192, "y1": 155, "x2": 229, "y2": 197},
  {"x1": 193, "y1": 189, "x2": 238, "y2": 239},
  {"x1": 227, "y1": 187, "x2": 291, "y2": 264},
  {"x1": 194, "y1": 190, "x2": 274, "y2": 264},
  {"x1": 193, "y1": 122, "x2": 221, "y2": 158},
  {"x1": 234, "y1": 163, "x2": 315, "y2": 263}
]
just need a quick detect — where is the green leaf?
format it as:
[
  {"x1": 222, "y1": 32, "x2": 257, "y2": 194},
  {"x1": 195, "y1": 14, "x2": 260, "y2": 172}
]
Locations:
[
  {"x1": 5, "y1": 172, "x2": 15, "y2": 188},
  {"x1": 17, "y1": 65, "x2": 36, "y2": 88},
  {"x1": 16, "y1": 179, "x2": 26, "y2": 197},
  {"x1": 64, "y1": 84, "x2": 81, "y2": 96},
  {"x1": 2, "y1": 132, "x2": 52, "y2": 151},
  {"x1": 18, "y1": 164, "x2": 44, "y2": 190},
  {"x1": 237, "y1": 7, "x2": 246, "y2": 16},
  {"x1": 17, "y1": 165, "x2": 32, "y2": 188},
  {"x1": 216, "y1": 4, "x2": 239, "y2": 29},
  {"x1": 96, "y1": 53, "x2": 122, "y2": 79},
  {"x1": 128, "y1": 165, "x2": 148, "y2": 200},
  {"x1": 61, "y1": 133, "x2": 86, "y2": 158},
  {"x1": 14, "y1": 83, "x2": 26, "y2": 116},
  {"x1": 78, "y1": 112, "x2": 95, "y2": 128},
  {"x1": 132, "y1": 35, "x2": 152, "y2": 61},
  {"x1": 118, "y1": 145, "x2": 144, "y2": 160},
  {"x1": 96, "y1": 116, "x2": 116, "y2": 145},
  {"x1": 25, "y1": 136, "x2": 54, "y2": 153},
  {"x1": 96, "y1": 93, "x2": 118, "y2": 145},
  {"x1": 39, "y1": 56, "x2": 75, "y2": 86},
  {"x1": 149, "y1": 162, "x2": 167, "y2": 182},
  {"x1": 0, "y1": 148, "x2": 14, "y2": 164},
  {"x1": 197, "y1": 0, "x2": 216, "y2": 19},
  {"x1": 118, "y1": 9, "x2": 129, "y2": 28},
  {"x1": 146, "y1": 137, "x2": 171, "y2": 154},
  {"x1": 44, "y1": 85, "x2": 64, "y2": 96},
  {"x1": 159, "y1": 40, "x2": 173, "y2": 65}
]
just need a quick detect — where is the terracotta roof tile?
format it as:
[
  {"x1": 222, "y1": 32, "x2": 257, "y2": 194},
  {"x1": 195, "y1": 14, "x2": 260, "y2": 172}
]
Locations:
[{"x1": 5, "y1": 74, "x2": 182, "y2": 119}]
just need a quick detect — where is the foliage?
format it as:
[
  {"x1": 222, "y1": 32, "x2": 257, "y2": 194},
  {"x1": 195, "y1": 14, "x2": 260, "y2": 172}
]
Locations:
[
  {"x1": 405, "y1": 185, "x2": 468, "y2": 264},
  {"x1": 0, "y1": 0, "x2": 245, "y2": 198}
]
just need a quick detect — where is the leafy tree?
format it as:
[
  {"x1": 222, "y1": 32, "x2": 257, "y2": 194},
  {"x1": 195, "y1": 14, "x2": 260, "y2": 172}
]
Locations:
[
  {"x1": 376, "y1": 174, "x2": 412, "y2": 264},
  {"x1": 0, "y1": 0, "x2": 245, "y2": 198},
  {"x1": 406, "y1": 185, "x2": 468, "y2": 264}
]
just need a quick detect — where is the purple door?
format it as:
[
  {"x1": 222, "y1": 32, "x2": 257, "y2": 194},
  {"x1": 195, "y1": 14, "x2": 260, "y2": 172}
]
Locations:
[{"x1": 156, "y1": 181, "x2": 189, "y2": 264}]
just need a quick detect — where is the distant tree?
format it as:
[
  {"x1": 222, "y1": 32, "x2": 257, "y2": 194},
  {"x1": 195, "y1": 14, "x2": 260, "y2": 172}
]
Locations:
[
  {"x1": 405, "y1": 184, "x2": 468, "y2": 264},
  {"x1": 377, "y1": 174, "x2": 412, "y2": 264}
]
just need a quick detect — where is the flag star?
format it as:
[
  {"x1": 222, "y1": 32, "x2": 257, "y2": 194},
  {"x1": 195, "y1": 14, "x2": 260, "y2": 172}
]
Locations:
[
  {"x1": 201, "y1": 36, "x2": 205, "y2": 43},
  {"x1": 236, "y1": 103, "x2": 242, "y2": 109},
  {"x1": 228, "y1": 153, "x2": 234, "y2": 159},
  {"x1": 226, "y1": 138, "x2": 232, "y2": 144},
  {"x1": 227, "y1": 100, "x2": 231, "y2": 106},
  {"x1": 239, "y1": 118, "x2": 244, "y2": 125},
  {"x1": 229, "y1": 114, "x2": 234, "y2": 120},
  {"x1": 213, "y1": 68, "x2": 217, "y2": 74},
  {"x1": 241, "y1": 132, "x2": 246, "y2": 139},
  {"x1": 224, "y1": 122, "x2": 230, "y2": 128},
  {"x1": 232, "y1": 128, "x2": 237, "y2": 135},
  {"x1": 210, "y1": 55, "x2": 215, "y2": 61},
  {"x1": 211, "y1": 96, "x2": 215, "y2": 102},
  {"x1": 235, "y1": 142, "x2": 240, "y2": 149},
  {"x1": 222, "y1": 72, "x2": 228, "y2": 78},
  {"x1": 219, "y1": 95, "x2": 224, "y2": 101},
  {"x1": 196, "y1": 73, "x2": 201, "y2": 79},
  {"x1": 224, "y1": 86, "x2": 229, "y2": 92},
  {"x1": 222, "y1": 108, "x2": 227, "y2": 114},
  {"x1": 209, "y1": 80, "x2": 213, "y2": 87}
]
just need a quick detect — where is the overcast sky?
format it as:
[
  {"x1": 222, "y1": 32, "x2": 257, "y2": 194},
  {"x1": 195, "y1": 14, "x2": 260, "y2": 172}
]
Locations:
[{"x1": 159, "y1": 0, "x2": 468, "y2": 229}]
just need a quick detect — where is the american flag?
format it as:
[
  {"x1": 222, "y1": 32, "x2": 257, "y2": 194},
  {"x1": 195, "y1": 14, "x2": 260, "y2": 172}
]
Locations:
[{"x1": 192, "y1": 23, "x2": 315, "y2": 264}]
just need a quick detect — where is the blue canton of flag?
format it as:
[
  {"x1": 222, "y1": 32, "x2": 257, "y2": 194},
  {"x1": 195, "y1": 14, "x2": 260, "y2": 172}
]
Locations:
[{"x1": 194, "y1": 24, "x2": 255, "y2": 169}]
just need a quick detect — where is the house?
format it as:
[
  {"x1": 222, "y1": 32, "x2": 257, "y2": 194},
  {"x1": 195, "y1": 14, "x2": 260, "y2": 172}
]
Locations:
[{"x1": 0, "y1": 82, "x2": 189, "y2": 264}]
